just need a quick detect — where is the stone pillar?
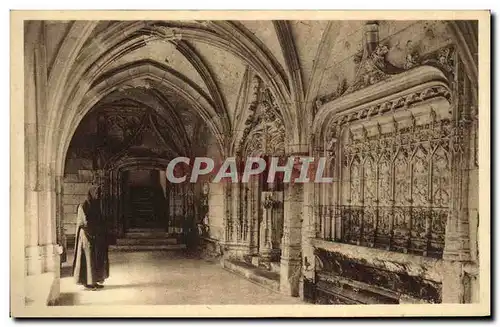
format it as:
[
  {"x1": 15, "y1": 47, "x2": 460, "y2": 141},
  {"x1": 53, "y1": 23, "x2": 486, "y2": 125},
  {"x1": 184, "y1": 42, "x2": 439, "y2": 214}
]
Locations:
[
  {"x1": 442, "y1": 260, "x2": 465, "y2": 303},
  {"x1": 23, "y1": 24, "x2": 63, "y2": 305},
  {"x1": 279, "y1": 147, "x2": 306, "y2": 296},
  {"x1": 232, "y1": 182, "x2": 241, "y2": 242},
  {"x1": 222, "y1": 182, "x2": 232, "y2": 244},
  {"x1": 300, "y1": 182, "x2": 316, "y2": 300},
  {"x1": 24, "y1": 175, "x2": 62, "y2": 304},
  {"x1": 117, "y1": 170, "x2": 125, "y2": 237},
  {"x1": 55, "y1": 175, "x2": 66, "y2": 263},
  {"x1": 25, "y1": 169, "x2": 40, "y2": 275},
  {"x1": 247, "y1": 180, "x2": 259, "y2": 255},
  {"x1": 259, "y1": 191, "x2": 283, "y2": 266},
  {"x1": 25, "y1": 170, "x2": 63, "y2": 306},
  {"x1": 442, "y1": 61, "x2": 474, "y2": 303},
  {"x1": 270, "y1": 192, "x2": 284, "y2": 260},
  {"x1": 24, "y1": 27, "x2": 47, "y2": 276},
  {"x1": 280, "y1": 181, "x2": 303, "y2": 296},
  {"x1": 259, "y1": 192, "x2": 272, "y2": 264},
  {"x1": 443, "y1": 122, "x2": 472, "y2": 263},
  {"x1": 25, "y1": 162, "x2": 62, "y2": 277}
]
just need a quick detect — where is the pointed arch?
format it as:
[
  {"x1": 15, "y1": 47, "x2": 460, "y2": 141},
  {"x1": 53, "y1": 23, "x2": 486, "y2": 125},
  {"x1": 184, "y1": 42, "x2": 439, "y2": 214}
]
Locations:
[{"x1": 54, "y1": 60, "x2": 225, "y2": 179}]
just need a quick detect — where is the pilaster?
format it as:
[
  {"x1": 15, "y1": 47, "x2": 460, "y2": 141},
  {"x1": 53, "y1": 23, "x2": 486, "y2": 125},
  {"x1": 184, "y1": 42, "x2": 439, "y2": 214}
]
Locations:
[
  {"x1": 300, "y1": 182, "x2": 317, "y2": 300},
  {"x1": 441, "y1": 58, "x2": 475, "y2": 304},
  {"x1": 280, "y1": 150, "x2": 306, "y2": 296},
  {"x1": 25, "y1": 244, "x2": 62, "y2": 276}
]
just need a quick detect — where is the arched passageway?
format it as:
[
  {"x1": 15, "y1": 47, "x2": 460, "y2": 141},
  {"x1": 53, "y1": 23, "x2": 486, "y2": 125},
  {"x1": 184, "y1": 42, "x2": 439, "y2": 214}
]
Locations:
[{"x1": 20, "y1": 16, "x2": 483, "y2": 309}]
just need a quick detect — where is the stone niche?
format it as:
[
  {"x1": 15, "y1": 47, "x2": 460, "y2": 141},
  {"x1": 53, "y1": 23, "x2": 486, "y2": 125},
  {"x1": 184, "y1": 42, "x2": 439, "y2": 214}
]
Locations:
[{"x1": 308, "y1": 62, "x2": 459, "y2": 304}]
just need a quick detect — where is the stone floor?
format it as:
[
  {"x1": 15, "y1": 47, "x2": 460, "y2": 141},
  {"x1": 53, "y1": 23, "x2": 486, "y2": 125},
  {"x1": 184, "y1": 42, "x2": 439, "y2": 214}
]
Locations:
[{"x1": 56, "y1": 250, "x2": 303, "y2": 305}]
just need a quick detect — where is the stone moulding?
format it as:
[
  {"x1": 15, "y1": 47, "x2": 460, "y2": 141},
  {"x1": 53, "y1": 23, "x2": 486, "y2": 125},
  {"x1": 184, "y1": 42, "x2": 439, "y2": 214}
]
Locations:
[
  {"x1": 311, "y1": 238, "x2": 444, "y2": 283},
  {"x1": 313, "y1": 65, "x2": 451, "y2": 136}
]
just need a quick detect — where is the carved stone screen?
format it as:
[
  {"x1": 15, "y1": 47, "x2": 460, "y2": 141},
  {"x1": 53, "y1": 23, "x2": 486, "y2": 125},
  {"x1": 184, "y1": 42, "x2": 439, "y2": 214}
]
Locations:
[{"x1": 338, "y1": 116, "x2": 450, "y2": 258}]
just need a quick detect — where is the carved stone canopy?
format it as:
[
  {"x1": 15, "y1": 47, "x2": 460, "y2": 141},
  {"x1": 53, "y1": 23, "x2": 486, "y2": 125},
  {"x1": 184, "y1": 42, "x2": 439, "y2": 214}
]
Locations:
[
  {"x1": 238, "y1": 79, "x2": 286, "y2": 156},
  {"x1": 313, "y1": 65, "x2": 452, "y2": 141}
]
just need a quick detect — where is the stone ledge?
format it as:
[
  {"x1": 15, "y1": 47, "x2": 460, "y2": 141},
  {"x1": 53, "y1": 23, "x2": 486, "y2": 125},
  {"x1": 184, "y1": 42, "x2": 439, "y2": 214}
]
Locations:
[
  {"x1": 109, "y1": 244, "x2": 186, "y2": 251},
  {"x1": 201, "y1": 236, "x2": 219, "y2": 243},
  {"x1": 221, "y1": 258, "x2": 280, "y2": 293},
  {"x1": 311, "y1": 238, "x2": 444, "y2": 283},
  {"x1": 25, "y1": 272, "x2": 59, "y2": 306}
]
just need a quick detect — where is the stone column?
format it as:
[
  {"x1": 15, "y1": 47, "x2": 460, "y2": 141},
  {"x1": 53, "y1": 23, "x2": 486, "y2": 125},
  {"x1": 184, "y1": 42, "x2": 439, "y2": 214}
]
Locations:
[
  {"x1": 442, "y1": 61, "x2": 474, "y2": 303},
  {"x1": 222, "y1": 182, "x2": 232, "y2": 243},
  {"x1": 270, "y1": 192, "x2": 284, "y2": 260},
  {"x1": 25, "y1": 165, "x2": 63, "y2": 306},
  {"x1": 280, "y1": 181, "x2": 303, "y2": 296},
  {"x1": 258, "y1": 191, "x2": 283, "y2": 266},
  {"x1": 300, "y1": 182, "x2": 316, "y2": 300},
  {"x1": 117, "y1": 170, "x2": 125, "y2": 237},
  {"x1": 25, "y1": 165, "x2": 62, "y2": 277},
  {"x1": 55, "y1": 175, "x2": 66, "y2": 263},
  {"x1": 279, "y1": 147, "x2": 307, "y2": 296},
  {"x1": 232, "y1": 182, "x2": 241, "y2": 242},
  {"x1": 259, "y1": 192, "x2": 272, "y2": 265},
  {"x1": 443, "y1": 121, "x2": 472, "y2": 260},
  {"x1": 247, "y1": 181, "x2": 259, "y2": 255}
]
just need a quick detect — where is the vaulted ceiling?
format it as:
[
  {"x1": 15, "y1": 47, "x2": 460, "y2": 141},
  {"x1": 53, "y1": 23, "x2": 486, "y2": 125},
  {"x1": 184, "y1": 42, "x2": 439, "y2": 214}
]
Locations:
[{"x1": 32, "y1": 19, "x2": 475, "y2": 174}]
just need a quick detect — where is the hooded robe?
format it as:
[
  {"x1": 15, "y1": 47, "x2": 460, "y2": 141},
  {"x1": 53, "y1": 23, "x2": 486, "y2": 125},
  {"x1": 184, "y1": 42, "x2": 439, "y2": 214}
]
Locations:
[{"x1": 72, "y1": 186, "x2": 110, "y2": 286}]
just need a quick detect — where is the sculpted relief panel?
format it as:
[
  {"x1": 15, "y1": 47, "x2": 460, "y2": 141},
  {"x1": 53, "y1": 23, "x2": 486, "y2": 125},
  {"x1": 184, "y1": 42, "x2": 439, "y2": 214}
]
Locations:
[
  {"x1": 338, "y1": 117, "x2": 452, "y2": 257},
  {"x1": 311, "y1": 20, "x2": 466, "y2": 261},
  {"x1": 226, "y1": 72, "x2": 287, "y2": 247}
]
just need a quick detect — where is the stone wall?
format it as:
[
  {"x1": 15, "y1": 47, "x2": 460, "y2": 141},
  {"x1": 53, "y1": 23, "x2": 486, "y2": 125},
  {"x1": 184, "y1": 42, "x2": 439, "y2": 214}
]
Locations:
[
  {"x1": 207, "y1": 182, "x2": 225, "y2": 240},
  {"x1": 62, "y1": 171, "x2": 94, "y2": 247}
]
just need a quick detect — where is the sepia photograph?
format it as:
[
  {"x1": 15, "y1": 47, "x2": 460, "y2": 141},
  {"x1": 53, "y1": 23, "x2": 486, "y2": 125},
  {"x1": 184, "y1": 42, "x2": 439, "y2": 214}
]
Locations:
[{"x1": 10, "y1": 10, "x2": 491, "y2": 317}]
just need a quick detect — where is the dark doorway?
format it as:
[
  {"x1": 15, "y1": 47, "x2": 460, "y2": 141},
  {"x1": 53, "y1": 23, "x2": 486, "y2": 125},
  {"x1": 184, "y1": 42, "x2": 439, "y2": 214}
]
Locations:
[{"x1": 123, "y1": 169, "x2": 168, "y2": 231}]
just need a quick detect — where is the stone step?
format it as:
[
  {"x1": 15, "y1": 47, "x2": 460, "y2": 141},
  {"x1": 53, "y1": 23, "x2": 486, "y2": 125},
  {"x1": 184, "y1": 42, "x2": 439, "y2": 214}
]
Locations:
[
  {"x1": 116, "y1": 237, "x2": 178, "y2": 245},
  {"x1": 127, "y1": 228, "x2": 167, "y2": 232},
  {"x1": 221, "y1": 259, "x2": 280, "y2": 292},
  {"x1": 123, "y1": 228, "x2": 174, "y2": 238},
  {"x1": 109, "y1": 244, "x2": 187, "y2": 251},
  {"x1": 124, "y1": 232, "x2": 174, "y2": 238},
  {"x1": 249, "y1": 256, "x2": 281, "y2": 274}
]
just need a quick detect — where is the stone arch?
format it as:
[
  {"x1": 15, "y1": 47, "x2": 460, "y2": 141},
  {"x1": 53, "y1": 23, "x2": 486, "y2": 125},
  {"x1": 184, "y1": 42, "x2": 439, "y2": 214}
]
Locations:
[
  {"x1": 44, "y1": 21, "x2": 298, "y2": 176},
  {"x1": 53, "y1": 60, "x2": 225, "y2": 180}
]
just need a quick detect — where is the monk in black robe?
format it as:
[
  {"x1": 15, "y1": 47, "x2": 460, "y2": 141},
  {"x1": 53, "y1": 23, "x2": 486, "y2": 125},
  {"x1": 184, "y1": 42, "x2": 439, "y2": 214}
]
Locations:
[{"x1": 72, "y1": 185, "x2": 109, "y2": 290}]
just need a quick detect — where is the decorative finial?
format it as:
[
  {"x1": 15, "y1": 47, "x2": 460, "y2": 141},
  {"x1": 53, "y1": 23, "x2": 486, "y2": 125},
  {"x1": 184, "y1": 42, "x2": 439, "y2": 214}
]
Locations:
[
  {"x1": 392, "y1": 116, "x2": 398, "y2": 132},
  {"x1": 430, "y1": 106, "x2": 437, "y2": 124},
  {"x1": 361, "y1": 125, "x2": 368, "y2": 139}
]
